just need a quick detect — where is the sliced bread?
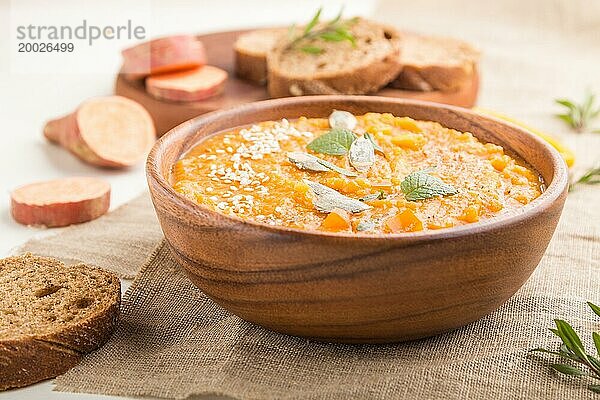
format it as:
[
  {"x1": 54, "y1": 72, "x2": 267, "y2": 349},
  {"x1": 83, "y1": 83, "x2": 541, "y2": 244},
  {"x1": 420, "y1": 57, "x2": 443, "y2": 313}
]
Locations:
[
  {"x1": 0, "y1": 254, "x2": 120, "y2": 391},
  {"x1": 390, "y1": 32, "x2": 480, "y2": 92},
  {"x1": 267, "y1": 18, "x2": 402, "y2": 97},
  {"x1": 234, "y1": 28, "x2": 285, "y2": 85}
]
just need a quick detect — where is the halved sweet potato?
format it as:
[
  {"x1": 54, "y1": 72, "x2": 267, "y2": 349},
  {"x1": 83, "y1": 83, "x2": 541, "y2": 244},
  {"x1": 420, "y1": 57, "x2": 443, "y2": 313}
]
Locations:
[
  {"x1": 11, "y1": 177, "x2": 110, "y2": 227},
  {"x1": 145, "y1": 65, "x2": 227, "y2": 102},
  {"x1": 44, "y1": 96, "x2": 156, "y2": 168},
  {"x1": 121, "y1": 35, "x2": 206, "y2": 80}
]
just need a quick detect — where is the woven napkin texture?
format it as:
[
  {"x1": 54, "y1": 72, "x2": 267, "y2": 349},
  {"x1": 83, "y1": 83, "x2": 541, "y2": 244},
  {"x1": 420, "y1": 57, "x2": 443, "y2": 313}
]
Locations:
[{"x1": 14, "y1": 194, "x2": 162, "y2": 278}]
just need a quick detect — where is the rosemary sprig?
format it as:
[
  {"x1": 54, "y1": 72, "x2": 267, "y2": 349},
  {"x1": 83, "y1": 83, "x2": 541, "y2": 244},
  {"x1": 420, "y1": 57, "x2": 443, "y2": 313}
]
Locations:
[
  {"x1": 569, "y1": 166, "x2": 600, "y2": 191},
  {"x1": 287, "y1": 7, "x2": 357, "y2": 54},
  {"x1": 530, "y1": 301, "x2": 600, "y2": 394},
  {"x1": 555, "y1": 92, "x2": 600, "y2": 133}
]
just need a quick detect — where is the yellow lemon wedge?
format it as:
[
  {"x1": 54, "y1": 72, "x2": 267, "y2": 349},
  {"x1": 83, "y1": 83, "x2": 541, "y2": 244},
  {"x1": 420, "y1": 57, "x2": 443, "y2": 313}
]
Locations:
[{"x1": 474, "y1": 107, "x2": 575, "y2": 167}]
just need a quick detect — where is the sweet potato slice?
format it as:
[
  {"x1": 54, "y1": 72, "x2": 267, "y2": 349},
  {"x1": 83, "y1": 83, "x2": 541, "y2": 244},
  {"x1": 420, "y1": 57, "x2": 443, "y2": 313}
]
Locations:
[
  {"x1": 145, "y1": 65, "x2": 228, "y2": 102},
  {"x1": 44, "y1": 96, "x2": 156, "y2": 168},
  {"x1": 121, "y1": 35, "x2": 206, "y2": 80},
  {"x1": 11, "y1": 177, "x2": 110, "y2": 227}
]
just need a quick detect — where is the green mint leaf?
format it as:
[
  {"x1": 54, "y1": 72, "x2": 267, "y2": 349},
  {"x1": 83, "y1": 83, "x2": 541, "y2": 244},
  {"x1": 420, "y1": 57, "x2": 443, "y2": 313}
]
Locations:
[
  {"x1": 589, "y1": 385, "x2": 600, "y2": 394},
  {"x1": 588, "y1": 302, "x2": 600, "y2": 317},
  {"x1": 550, "y1": 363, "x2": 586, "y2": 376},
  {"x1": 304, "y1": 7, "x2": 322, "y2": 35},
  {"x1": 307, "y1": 127, "x2": 357, "y2": 155},
  {"x1": 300, "y1": 45, "x2": 324, "y2": 54},
  {"x1": 316, "y1": 158, "x2": 357, "y2": 177},
  {"x1": 400, "y1": 170, "x2": 458, "y2": 202}
]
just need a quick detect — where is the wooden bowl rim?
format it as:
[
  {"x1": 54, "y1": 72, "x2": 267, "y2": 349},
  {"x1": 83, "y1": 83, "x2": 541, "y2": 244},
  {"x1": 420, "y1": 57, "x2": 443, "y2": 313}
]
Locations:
[{"x1": 147, "y1": 95, "x2": 568, "y2": 241}]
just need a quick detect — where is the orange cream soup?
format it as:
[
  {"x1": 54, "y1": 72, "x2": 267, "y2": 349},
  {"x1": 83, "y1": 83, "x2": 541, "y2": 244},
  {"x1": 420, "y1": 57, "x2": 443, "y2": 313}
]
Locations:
[{"x1": 172, "y1": 113, "x2": 543, "y2": 234}]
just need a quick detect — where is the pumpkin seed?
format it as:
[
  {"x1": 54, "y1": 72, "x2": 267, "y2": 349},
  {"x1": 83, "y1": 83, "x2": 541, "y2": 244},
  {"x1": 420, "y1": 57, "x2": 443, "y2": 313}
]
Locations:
[
  {"x1": 304, "y1": 179, "x2": 371, "y2": 213},
  {"x1": 349, "y1": 135, "x2": 375, "y2": 172},
  {"x1": 316, "y1": 159, "x2": 358, "y2": 177},
  {"x1": 288, "y1": 152, "x2": 331, "y2": 172},
  {"x1": 364, "y1": 132, "x2": 384, "y2": 154},
  {"x1": 288, "y1": 152, "x2": 357, "y2": 177},
  {"x1": 329, "y1": 110, "x2": 357, "y2": 131}
]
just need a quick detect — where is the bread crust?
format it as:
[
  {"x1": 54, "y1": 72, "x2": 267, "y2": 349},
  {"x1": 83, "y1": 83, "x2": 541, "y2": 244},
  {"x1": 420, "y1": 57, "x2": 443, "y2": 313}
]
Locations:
[
  {"x1": 0, "y1": 255, "x2": 120, "y2": 391},
  {"x1": 235, "y1": 49, "x2": 269, "y2": 85},
  {"x1": 391, "y1": 62, "x2": 475, "y2": 92},
  {"x1": 234, "y1": 29, "x2": 285, "y2": 85},
  {"x1": 391, "y1": 33, "x2": 480, "y2": 92},
  {"x1": 267, "y1": 20, "x2": 403, "y2": 97}
]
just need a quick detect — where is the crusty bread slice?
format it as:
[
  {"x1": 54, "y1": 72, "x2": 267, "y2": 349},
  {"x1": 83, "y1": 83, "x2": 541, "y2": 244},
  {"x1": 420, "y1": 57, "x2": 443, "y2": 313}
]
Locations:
[
  {"x1": 0, "y1": 254, "x2": 120, "y2": 391},
  {"x1": 390, "y1": 32, "x2": 480, "y2": 92},
  {"x1": 267, "y1": 18, "x2": 402, "y2": 97},
  {"x1": 234, "y1": 28, "x2": 286, "y2": 85}
]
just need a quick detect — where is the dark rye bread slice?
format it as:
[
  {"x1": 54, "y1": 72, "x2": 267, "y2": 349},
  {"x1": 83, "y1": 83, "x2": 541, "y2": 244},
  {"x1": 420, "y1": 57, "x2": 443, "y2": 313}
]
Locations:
[
  {"x1": 0, "y1": 254, "x2": 120, "y2": 391},
  {"x1": 234, "y1": 28, "x2": 286, "y2": 85},
  {"x1": 390, "y1": 32, "x2": 480, "y2": 92},
  {"x1": 267, "y1": 18, "x2": 402, "y2": 97}
]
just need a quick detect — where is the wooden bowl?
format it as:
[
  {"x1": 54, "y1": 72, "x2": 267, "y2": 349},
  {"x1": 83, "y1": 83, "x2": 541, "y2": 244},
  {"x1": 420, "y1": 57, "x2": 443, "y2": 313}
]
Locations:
[{"x1": 146, "y1": 96, "x2": 568, "y2": 343}]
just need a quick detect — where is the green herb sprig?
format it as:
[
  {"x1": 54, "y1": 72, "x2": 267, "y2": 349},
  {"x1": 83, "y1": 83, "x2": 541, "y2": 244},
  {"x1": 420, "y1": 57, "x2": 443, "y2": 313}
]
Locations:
[
  {"x1": 400, "y1": 169, "x2": 458, "y2": 201},
  {"x1": 555, "y1": 92, "x2": 600, "y2": 133},
  {"x1": 287, "y1": 7, "x2": 358, "y2": 54},
  {"x1": 307, "y1": 127, "x2": 357, "y2": 155},
  {"x1": 569, "y1": 166, "x2": 600, "y2": 191},
  {"x1": 530, "y1": 301, "x2": 600, "y2": 394}
]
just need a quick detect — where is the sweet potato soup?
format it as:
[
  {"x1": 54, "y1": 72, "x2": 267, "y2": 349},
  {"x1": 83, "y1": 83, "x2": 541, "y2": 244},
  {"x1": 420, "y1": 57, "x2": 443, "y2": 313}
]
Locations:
[{"x1": 172, "y1": 111, "x2": 543, "y2": 234}]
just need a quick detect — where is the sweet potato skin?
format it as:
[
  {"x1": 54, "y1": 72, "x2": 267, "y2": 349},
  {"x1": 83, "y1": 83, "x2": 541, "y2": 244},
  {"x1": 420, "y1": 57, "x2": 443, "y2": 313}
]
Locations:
[
  {"x1": 121, "y1": 35, "x2": 206, "y2": 80},
  {"x1": 10, "y1": 180, "x2": 110, "y2": 227}
]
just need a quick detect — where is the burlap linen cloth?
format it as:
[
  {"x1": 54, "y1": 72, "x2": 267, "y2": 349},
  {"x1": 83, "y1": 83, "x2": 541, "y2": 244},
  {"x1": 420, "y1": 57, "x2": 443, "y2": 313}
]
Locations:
[{"x1": 14, "y1": 0, "x2": 600, "y2": 398}]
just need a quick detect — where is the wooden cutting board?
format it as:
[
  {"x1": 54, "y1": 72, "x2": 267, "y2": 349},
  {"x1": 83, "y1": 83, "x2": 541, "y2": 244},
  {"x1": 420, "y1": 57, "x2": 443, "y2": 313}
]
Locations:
[{"x1": 115, "y1": 29, "x2": 479, "y2": 136}]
